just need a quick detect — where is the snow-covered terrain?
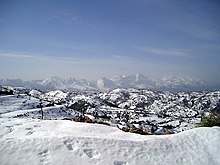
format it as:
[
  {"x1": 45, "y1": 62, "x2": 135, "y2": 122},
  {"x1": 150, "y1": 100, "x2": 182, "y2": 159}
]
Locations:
[
  {"x1": 1, "y1": 86, "x2": 220, "y2": 134},
  {"x1": 0, "y1": 86, "x2": 220, "y2": 165},
  {"x1": 0, "y1": 118, "x2": 220, "y2": 165}
]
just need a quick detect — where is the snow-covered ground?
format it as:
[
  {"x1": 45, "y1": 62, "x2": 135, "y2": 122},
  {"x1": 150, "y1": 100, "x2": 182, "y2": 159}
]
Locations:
[
  {"x1": 0, "y1": 118, "x2": 219, "y2": 165},
  {"x1": 0, "y1": 89, "x2": 220, "y2": 165}
]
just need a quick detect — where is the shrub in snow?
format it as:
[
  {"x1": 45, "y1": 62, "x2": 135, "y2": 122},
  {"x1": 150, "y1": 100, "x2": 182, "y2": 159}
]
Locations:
[
  {"x1": 74, "y1": 115, "x2": 93, "y2": 123},
  {"x1": 68, "y1": 100, "x2": 90, "y2": 115},
  {"x1": 200, "y1": 112, "x2": 220, "y2": 127}
]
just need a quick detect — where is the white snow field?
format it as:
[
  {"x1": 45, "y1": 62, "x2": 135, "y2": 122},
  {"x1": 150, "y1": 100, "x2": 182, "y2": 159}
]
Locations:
[
  {"x1": 0, "y1": 117, "x2": 219, "y2": 165},
  {"x1": 0, "y1": 93, "x2": 220, "y2": 165}
]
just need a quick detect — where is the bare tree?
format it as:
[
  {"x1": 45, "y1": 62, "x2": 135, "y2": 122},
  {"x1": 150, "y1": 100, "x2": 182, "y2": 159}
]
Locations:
[{"x1": 39, "y1": 99, "x2": 43, "y2": 119}]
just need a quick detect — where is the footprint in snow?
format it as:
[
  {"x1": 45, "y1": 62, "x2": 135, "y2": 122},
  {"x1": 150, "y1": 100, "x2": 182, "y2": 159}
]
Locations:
[
  {"x1": 6, "y1": 126, "x2": 14, "y2": 133},
  {"x1": 113, "y1": 161, "x2": 128, "y2": 165},
  {"x1": 25, "y1": 127, "x2": 36, "y2": 135},
  {"x1": 14, "y1": 123, "x2": 22, "y2": 126},
  {"x1": 83, "y1": 148, "x2": 101, "y2": 159},
  {"x1": 25, "y1": 127, "x2": 33, "y2": 130},
  {"x1": 26, "y1": 131, "x2": 34, "y2": 135},
  {"x1": 38, "y1": 149, "x2": 49, "y2": 162},
  {"x1": 63, "y1": 140, "x2": 79, "y2": 151},
  {"x1": 38, "y1": 149, "x2": 49, "y2": 157}
]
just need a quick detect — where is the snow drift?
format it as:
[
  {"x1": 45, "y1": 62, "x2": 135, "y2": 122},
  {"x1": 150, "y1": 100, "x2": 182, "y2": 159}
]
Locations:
[{"x1": 0, "y1": 118, "x2": 219, "y2": 165}]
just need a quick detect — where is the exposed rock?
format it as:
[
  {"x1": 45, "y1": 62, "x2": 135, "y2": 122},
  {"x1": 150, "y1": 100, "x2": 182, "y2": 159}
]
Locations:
[{"x1": 74, "y1": 115, "x2": 93, "y2": 123}]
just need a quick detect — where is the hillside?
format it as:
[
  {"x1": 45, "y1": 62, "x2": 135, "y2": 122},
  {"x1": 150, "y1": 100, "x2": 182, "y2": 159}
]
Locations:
[{"x1": 1, "y1": 87, "x2": 220, "y2": 134}]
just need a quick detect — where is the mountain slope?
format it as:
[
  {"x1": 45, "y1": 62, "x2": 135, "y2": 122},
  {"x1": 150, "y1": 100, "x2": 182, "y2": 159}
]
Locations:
[{"x1": 0, "y1": 74, "x2": 219, "y2": 92}]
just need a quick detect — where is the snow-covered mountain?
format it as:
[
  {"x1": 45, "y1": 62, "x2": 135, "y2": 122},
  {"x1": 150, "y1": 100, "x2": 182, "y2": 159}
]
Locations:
[
  {"x1": 0, "y1": 76, "x2": 97, "y2": 92},
  {"x1": 0, "y1": 74, "x2": 219, "y2": 92},
  {"x1": 110, "y1": 74, "x2": 155, "y2": 89},
  {"x1": 97, "y1": 77, "x2": 117, "y2": 91},
  {"x1": 155, "y1": 76, "x2": 209, "y2": 91},
  {"x1": 41, "y1": 76, "x2": 97, "y2": 91}
]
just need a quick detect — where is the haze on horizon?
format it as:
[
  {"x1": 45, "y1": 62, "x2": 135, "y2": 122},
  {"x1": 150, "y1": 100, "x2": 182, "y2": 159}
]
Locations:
[{"x1": 0, "y1": 0, "x2": 220, "y2": 83}]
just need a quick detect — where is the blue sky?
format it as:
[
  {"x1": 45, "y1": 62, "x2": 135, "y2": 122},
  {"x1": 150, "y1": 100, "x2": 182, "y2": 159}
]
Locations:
[{"x1": 0, "y1": 0, "x2": 220, "y2": 81}]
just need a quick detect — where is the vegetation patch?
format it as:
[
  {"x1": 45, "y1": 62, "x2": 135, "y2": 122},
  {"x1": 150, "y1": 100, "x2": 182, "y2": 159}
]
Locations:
[{"x1": 199, "y1": 113, "x2": 220, "y2": 127}]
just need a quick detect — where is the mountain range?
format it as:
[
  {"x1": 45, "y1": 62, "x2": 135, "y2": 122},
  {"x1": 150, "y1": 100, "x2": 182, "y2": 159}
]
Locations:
[{"x1": 0, "y1": 74, "x2": 219, "y2": 92}]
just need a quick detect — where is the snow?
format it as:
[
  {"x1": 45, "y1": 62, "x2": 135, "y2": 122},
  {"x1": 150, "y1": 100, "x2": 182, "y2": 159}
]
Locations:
[
  {"x1": 1, "y1": 88, "x2": 220, "y2": 134},
  {"x1": 0, "y1": 105, "x2": 66, "y2": 119},
  {"x1": 1, "y1": 74, "x2": 217, "y2": 92},
  {"x1": 42, "y1": 90, "x2": 68, "y2": 103},
  {"x1": 29, "y1": 89, "x2": 42, "y2": 98},
  {"x1": 0, "y1": 95, "x2": 40, "y2": 115},
  {"x1": 0, "y1": 88, "x2": 220, "y2": 164},
  {"x1": 0, "y1": 118, "x2": 219, "y2": 165}
]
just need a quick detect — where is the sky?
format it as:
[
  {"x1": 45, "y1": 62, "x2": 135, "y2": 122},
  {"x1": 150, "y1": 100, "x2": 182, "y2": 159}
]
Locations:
[{"x1": 0, "y1": 0, "x2": 220, "y2": 82}]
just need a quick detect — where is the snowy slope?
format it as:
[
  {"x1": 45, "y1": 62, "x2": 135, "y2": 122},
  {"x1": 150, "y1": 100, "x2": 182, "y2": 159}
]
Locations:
[
  {"x1": 0, "y1": 118, "x2": 219, "y2": 165},
  {"x1": 0, "y1": 94, "x2": 41, "y2": 115}
]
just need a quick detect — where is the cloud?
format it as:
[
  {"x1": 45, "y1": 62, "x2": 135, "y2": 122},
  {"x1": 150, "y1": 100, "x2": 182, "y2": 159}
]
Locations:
[
  {"x1": 0, "y1": 50, "x2": 155, "y2": 79},
  {"x1": 0, "y1": 52, "x2": 33, "y2": 58},
  {"x1": 39, "y1": 56, "x2": 93, "y2": 65},
  {"x1": 111, "y1": 55, "x2": 137, "y2": 63},
  {"x1": 46, "y1": 42, "x2": 104, "y2": 52},
  {"x1": 0, "y1": 50, "x2": 136, "y2": 67},
  {"x1": 165, "y1": 5, "x2": 220, "y2": 41},
  {"x1": 0, "y1": 50, "x2": 214, "y2": 82},
  {"x1": 202, "y1": 44, "x2": 220, "y2": 50},
  {"x1": 53, "y1": 12, "x2": 80, "y2": 25},
  {"x1": 0, "y1": 51, "x2": 92, "y2": 64},
  {"x1": 140, "y1": 47, "x2": 195, "y2": 58},
  {"x1": 180, "y1": 24, "x2": 220, "y2": 41}
]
